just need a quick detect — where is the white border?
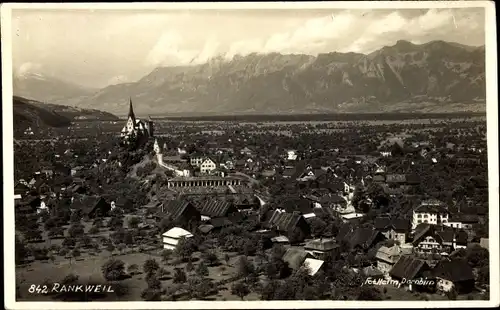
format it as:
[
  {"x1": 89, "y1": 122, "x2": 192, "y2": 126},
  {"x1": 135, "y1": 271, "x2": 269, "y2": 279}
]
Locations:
[{"x1": 2, "y1": 1, "x2": 498, "y2": 309}]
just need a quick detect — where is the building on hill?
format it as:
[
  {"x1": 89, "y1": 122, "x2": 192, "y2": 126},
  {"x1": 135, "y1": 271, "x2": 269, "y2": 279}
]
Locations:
[
  {"x1": 411, "y1": 200, "x2": 449, "y2": 230},
  {"x1": 120, "y1": 98, "x2": 154, "y2": 143}
]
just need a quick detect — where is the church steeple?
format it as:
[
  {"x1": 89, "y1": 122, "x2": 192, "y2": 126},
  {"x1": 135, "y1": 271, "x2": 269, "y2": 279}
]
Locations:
[{"x1": 128, "y1": 98, "x2": 136, "y2": 123}]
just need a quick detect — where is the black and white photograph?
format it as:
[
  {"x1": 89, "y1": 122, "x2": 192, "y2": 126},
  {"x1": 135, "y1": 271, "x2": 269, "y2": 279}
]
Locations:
[{"x1": 2, "y1": 1, "x2": 498, "y2": 309}]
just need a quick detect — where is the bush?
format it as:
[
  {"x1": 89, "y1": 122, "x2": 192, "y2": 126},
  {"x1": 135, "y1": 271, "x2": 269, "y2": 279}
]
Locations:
[
  {"x1": 101, "y1": 258, "x2": 126, "y2": 281},
  {"x1": 143, "y1": 259, "x2": 160, "y2": 277}
]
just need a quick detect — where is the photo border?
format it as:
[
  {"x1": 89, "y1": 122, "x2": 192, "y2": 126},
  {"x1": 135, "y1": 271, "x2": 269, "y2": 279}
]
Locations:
[{"x1": 2, "y1": 1, "x2": 498, "y2": 309}]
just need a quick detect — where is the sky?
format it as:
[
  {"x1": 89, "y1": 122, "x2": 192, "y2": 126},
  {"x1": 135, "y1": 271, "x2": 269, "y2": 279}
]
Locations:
[{"x1": 11, "y1": 7, "x2": 485, "y2": 88}]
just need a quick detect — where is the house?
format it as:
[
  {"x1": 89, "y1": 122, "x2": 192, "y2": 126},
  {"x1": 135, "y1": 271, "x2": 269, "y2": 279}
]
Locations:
[
  {"x1": 264, "y1": 210, "x2": 311, "y2": 243},
  {"x1": 303, "y1": 258, "x2": 324, "y2": 276},
  {"x1": 374, "y1": 216, "x2": 410, "y2": 244},
  {"x1": 286, "y1": 150, "x2": 299, "y2": 161},
  {"x1": 112, "y1": 198, "x2": 134, "y2": 211},
  {"x1": 304, "y1": 238, "x2": 339, "y2": 259},
  {"x1": 198, "y1": 199, "x2": 239, "y2": 219},
  {"x1": 280, "y1": 197, "x2": 314, "y2": 216},
  {"x1": 282, "y1": 247, "x2": 314, "y2": 270},
  {"x1": 433, "y1": 259, "x2": 475, "y2": 294},
  {"x1": 271, "y1": 235, "x2": 290, "y2": 244},
  {"x1": 338, "y1": 225, "x2": 386, "y2": 251},
  {"x1": 160, "y1": 199, "x2": 201, "y2": 229},
  {"x1": 71, "y1": 196, "x2": 112, "y2": 218},
  {"x1": 14, "y1": 181, "x2": 30, "y2": 196},
  {"x1": 162, "y1": 227, "x2": 194, "y2": 250},
  {"x1": 189, "y1": 155, "x2": 206, "y2": 168},
  {"x1": 15, "y1": 196, "x2": 41, "y2": 215},
  {"x1": 412, "y1": 200, "x2": 449, "y2": 230},
  {"x1": 449, "y1": 214, "x2": 479, "y2": 231},
  {"x1": 411, "y1": 224, "x2": 466, "y2": 254},
  {"x1": 200, "y1": 158, "x2": 218, "y2": 174},
  {"x1": 375, "y1": 245, "x2": 402, "y2": 274},
  {"x1": 389, "y1": 256, "x2": 432, "y2": 291},
  {"x1": 240, "y1": 147, "x2": 253, "y2": 156}
]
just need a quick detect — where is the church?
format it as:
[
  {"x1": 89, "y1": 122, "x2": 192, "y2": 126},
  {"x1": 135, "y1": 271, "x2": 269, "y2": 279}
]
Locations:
[{"x1": 121, "y1": 98, "x2": 154, "y2": 144}]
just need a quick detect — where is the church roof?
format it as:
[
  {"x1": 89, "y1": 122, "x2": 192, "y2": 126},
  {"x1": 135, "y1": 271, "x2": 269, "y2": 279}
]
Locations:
[{"x1": 128, "y1": 98, "x2": 136, "y2": 122}]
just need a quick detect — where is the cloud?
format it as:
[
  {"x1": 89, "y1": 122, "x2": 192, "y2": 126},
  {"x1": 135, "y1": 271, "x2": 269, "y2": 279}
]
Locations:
[
  {"x1": 15, "y1": 62, "x2": 43, "y2": 76},
  {"x1": 224, "y1": 8, "x2": 484, "y2": 57},
  {"x1": 107, "y1": 75, "x2": 129, "y2": 85}
]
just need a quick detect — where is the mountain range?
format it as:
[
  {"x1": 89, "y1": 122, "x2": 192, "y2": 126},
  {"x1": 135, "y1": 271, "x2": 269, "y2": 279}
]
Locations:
[{"x1": 13, "y1": 40, "x2": 486, "y2": 116}]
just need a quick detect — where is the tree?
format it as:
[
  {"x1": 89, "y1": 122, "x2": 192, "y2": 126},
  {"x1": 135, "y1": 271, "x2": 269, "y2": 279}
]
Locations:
[
  {"x1": 127, "y1": 263, "x2": 139, "y2": 275},
  {"x1": 236, "y1": 256, "x2": 255, "y2": 279},
  {"x1": 143, "y1": 259, "x2": 160, "y2": 278},
  {"x1": 106, "y1": 243, "x2": 116, "y2": 256},
  {"x1": 175, "y1": 237, "x2": 198, "y2": 261},
  {"x1": 196, "y1": 261, "x2": 209, "y2": 277},
  {"x1": 67, "y1": 223, "x2": 85, "y2": 239},
  {"x1": 70, "y1": 248, "x2": 81, "y2": 263},
  {"x1": 62, "y1": 273, "x2": 79, "y2": 285},
  {"x1": 141, "y1": 287, "x2": 162, "y2": 301},
  {"x1": 62, "y1": 236, "x2": 77, "y2": 248},
  {"x1": 231, "y1": 282, "x2": 250, "y2": 300},
  {"x1": 173, "y1": 268, "x2": 187, "y2": 284},
  {"x1": 108, "y1": 216, "x2": 124, "y2": 230},
  {"x1": 128, "y1": 216, "x2": 140, "y2": 229},
  {"x1": 357, "y1": 286, "x2": 383, "y2": 300},
  {"x1": 201, "y1": 251, "x2": 219, "y2": 266},
  {"x1": 161, "y1": 249, "x2": 173, "y2": 264},
  {"x1": 465, "y1": 246, "x2": 489, "y2": 268},
  {"x1": 101, "y1": 258, "x2": 126, "y2": 281},
  {"x1": 88, "y1": 226, "x2": 100, "y2": 234},
  {"x1": 146, "y1": 274, "x2": 162, "y2": 290}
]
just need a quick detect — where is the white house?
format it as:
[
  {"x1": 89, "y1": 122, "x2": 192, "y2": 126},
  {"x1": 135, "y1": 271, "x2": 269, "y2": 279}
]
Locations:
[
  {"x1": 286, "y1": 150, "x2": 298, "y2": 161},
  {"x1": 411, "y1": 200, "x2": 449, "y2": 230},
  {"x1": 200, "y1": 158, "x2": 218, "y2": 174},
  {"x1": 162, "y1": 227, "x2": 194, "y2": 250}
]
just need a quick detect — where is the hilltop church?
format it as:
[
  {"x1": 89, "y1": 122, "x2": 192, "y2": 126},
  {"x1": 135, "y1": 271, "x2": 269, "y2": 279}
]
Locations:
[{"x1": 121, "y1": 99, "x2": 154, "y2": 144}]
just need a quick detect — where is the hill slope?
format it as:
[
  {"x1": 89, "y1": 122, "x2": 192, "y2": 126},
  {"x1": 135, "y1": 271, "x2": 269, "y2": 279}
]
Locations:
[
  {"x1": 33, "y1": 40, "x2": 488, "y2": 115},
  {"x1": 13, "y1": 96, "x2": 120, "y2": 136}
]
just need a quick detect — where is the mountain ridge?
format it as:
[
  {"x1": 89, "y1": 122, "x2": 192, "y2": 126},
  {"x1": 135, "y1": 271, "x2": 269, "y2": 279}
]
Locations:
[{"x1": 14, "y1": 40, "x2": 486, "y2": 115}]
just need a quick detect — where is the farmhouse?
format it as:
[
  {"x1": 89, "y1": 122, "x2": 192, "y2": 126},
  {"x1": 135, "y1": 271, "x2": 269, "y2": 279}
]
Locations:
[{"x1": 162, "y1": 227, "x2": 194, "y2": 250}]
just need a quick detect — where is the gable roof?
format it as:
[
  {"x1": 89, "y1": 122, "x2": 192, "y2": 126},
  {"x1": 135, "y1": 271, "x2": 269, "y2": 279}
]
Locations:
[
  {"x1": 162, "y1": 199, "x2": 198, "y2": 221},
  {"x1": 389, "y1": 256, "x2": 428, "y2": 280},
  {"x1": 432, "y1": 259, "x2": 474, "y2": 282},
  {"x1": 374, "y1": 216, "x2": 410, "y2": 232},
  {"x1": 199, "y1": 199, "x2": 236, "y2": 218},
  {"x1": 265, "y1": 211, "x2": 305, "y2": 232},
  {"x1": 304, "y1": 238, "x2": 338, "y2": 252},
  {"x1": 375, "y1": 245, "x2": 401, "y2": 263},
  {"x1": 162, "y1": 227, "x2": 193, "y2": 238},
  {"x1": 339, "y1": 225, "x2": 381, "y2": 249},
  {"x1": 414, "y1": 200, "x2": 448, "y2": 214},
  {"x1": 282, "y1": 248, "x2": 309, "y2": 270}
]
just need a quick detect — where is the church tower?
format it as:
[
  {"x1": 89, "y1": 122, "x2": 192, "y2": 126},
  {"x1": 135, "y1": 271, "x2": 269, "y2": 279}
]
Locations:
[{"x1": 125, "y1": 98, "x2": 137, "y2": 135}]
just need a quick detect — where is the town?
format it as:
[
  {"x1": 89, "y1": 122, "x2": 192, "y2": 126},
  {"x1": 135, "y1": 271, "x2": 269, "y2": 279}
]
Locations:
[{"x1": 14, "y1": 100, "x2": 489, "y2": 301}]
